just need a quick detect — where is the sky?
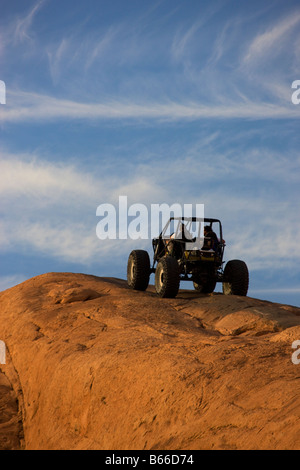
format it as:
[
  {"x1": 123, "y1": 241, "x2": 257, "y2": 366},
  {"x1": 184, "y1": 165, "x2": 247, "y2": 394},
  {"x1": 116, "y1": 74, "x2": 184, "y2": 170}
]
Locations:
[{"x1": 0, "y1": 0, "x2": 300, "y2": 306}]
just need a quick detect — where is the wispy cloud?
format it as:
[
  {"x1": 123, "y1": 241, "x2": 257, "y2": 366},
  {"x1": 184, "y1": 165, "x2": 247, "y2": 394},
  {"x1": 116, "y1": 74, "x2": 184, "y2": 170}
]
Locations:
[
  {"x1": 171, "y1": 21, "x2": 201, "y2": 62},
  {"x1": 0, "y1": 154, "x2": 96, "y2": 202},
  {"x1": 0, "y1": 152, "x2": 167, "y2": 263},
  {"x1": 1, "y1": 2, "x2": 299, "y2": 115},
  {"x1": 46, "y1": 24, "x2": 119, "y2": 84},
  {"x1": 13, "y1": 0, "x2": 46, "y2": 44},
  {"x1": 243, "y1": 11, "x2": 300, "y2": 65},
  {"x1": 84, "y1": 26, "x2": 119, "y2": 71},
  {"x1": 1, "y1": 89, "x2": 299, "y2": 124},
  {"x1": 47, "y1": 37, "x2": 71, "y2": 84},
  {"x1": 171, "y1": 3, "x2": 226, "y2": 63},
  {"x1": 2, "y1": 5, "x2": 299, "y2": 123},
  {"x1": 1, "y1": 144, "x2": 299, "y2": 272}
]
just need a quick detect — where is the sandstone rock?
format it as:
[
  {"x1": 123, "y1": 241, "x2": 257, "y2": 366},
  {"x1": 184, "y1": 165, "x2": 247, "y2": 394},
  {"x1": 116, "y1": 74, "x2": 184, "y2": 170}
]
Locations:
[{"x1": 0, "y1": 272, "x2": 299, "y2": 450}]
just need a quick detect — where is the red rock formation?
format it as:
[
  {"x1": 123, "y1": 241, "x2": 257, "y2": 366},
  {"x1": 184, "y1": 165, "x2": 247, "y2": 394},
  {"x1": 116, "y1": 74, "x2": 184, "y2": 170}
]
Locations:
[{"x1": 0, "y1": 272, "x2": 299, "y2": 450}]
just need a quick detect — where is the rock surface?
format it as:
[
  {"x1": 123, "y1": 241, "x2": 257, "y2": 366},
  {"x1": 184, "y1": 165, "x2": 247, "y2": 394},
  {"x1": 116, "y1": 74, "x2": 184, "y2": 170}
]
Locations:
[{"x1": 0, "y1": 272, "x2": 300, "y2": 450}]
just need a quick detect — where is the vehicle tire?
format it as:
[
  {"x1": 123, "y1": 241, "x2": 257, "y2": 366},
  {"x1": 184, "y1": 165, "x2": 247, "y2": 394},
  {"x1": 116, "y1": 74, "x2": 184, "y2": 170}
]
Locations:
[
  {"x1": 193, "y1": 278, "x2": 216, "y2": 294},
  {"x1": 222, "y1": 259, "x2": 249, "y2": 296},
  {"x1": 155, "y1": 256, "x2": 180, "y2": 298},
  {"x1": 127, "y1": 250, "x2": 150, "y2": 291}
]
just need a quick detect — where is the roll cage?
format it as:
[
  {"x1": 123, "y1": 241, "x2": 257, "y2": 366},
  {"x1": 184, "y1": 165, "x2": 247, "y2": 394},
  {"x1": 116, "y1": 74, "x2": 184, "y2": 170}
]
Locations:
[{"x1": 152, "y1": 217, "x2": 225, "y2": 268}]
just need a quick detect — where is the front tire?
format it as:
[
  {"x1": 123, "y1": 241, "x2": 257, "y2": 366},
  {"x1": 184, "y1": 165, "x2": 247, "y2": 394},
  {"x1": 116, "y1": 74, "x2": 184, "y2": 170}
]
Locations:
[
  {"x1": 222, "y1": 259, "x2": 249, "y2": 296},
  {"x1": 155, "y1": 256, "x2": 180, "y2": 298},
  {"x1": 127, "y1": 250, "x2": 150, "y2": 291}
]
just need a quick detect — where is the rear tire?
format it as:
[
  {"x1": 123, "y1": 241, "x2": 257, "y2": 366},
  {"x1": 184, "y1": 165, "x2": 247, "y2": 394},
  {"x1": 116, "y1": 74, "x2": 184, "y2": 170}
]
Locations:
[
  {"x1": 223, "y1": 260, "x2": 249, "y2": 296},
  {"x1": 193, "y1": 265, "x2": 216, "y2": 294},
  {"x1": 193, "y1": 278, "x2": 216, "y2": 294},
  {"x1": 155, "y1": 256, "x2": 180, "y2": 298},
  {"x1": 127, "y1": 250, "x2": 150, "y2": 291}
]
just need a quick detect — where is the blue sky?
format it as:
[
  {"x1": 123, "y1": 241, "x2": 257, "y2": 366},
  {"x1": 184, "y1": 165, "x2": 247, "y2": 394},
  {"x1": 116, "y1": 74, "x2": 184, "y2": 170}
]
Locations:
[{"x1": 0, "y1": 0, "x2": 300, "y2": 306}]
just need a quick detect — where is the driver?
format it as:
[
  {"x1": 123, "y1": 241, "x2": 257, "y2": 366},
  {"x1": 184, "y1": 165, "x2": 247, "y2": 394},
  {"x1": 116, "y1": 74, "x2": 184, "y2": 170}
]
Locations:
[{"x1": 202, "y1": 225, "x2": 219, "y2": 251}]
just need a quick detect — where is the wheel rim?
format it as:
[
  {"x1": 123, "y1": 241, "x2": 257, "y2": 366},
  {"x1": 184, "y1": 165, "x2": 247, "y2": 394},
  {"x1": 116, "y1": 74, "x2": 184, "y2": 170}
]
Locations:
[
  {"x1": 223, "y1": 282, "x2": 232, "y2": 295},
  {"x1": 128, "y1": 256, "x2": 136, "y2": 284},
  {"x1": 193, "y1": 282, "x2": 203, "y2": 292},
  {"x1": 157, "y1": 265, "x2": 164, "y2": 290},
  {"x1": 130, "y1": 260, "x2": 135, "y2": 280}
]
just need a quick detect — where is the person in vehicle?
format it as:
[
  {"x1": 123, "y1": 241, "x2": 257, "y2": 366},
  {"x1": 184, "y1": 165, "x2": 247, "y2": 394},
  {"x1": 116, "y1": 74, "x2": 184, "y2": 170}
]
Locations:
[{"x1": 202, "y1": 225, "x2": 219, "y2": 251}]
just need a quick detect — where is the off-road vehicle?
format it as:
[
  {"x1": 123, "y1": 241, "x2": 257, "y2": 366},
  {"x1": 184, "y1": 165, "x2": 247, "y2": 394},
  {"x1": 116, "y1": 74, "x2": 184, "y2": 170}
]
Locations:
[{"x1": 127, "y1": 217, "x2": 249, "y2": 298}]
